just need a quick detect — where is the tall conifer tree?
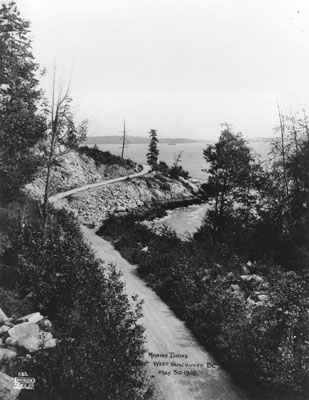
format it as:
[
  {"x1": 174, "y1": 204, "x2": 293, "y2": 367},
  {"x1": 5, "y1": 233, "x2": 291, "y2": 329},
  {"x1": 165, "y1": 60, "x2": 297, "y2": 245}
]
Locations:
[
  {"x1": 146, "y1": 129, "x2": 159, "y2": 168},
  {"x1": 0, "y1": 1, "x2": 45, "y2": 201}
]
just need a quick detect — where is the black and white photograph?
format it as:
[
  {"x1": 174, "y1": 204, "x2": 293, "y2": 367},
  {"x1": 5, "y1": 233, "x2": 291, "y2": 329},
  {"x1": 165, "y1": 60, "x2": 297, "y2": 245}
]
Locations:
[{"x1": 0, "y1": 1, "x2": 308, "y2": 399}]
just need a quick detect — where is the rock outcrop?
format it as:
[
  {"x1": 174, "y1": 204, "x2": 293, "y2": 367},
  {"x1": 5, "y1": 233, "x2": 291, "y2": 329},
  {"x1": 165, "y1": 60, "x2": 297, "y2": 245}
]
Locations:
[
  {"x1": 64, "y1": 172, "x2": 201, "y2": 228},
  {"x1": 7, "y1": 322, "x2": 56, "y2": 353},
  {"x1": 0, "y1": 308, "x2": 8, "y2": 324},
  {"x1": 0, "y1": 371, "x2": 20, "y2": 400},
  {"x1": 225, "y1": 262, "x2": 271, "y2": 308},
  {"x1": 24, "y1": 149, "x2": 203, "y2": 229},
  {"x1": 0, "y1": 308, "x2": 55, "y2": 398},
  {"x1": 25, "y1": 150, "x2": 138, "y2": 199}
]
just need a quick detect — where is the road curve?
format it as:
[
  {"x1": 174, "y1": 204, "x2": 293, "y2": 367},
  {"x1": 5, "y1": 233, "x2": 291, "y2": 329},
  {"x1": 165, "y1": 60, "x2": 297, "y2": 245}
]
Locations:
[
  {"x1": 50, "y1": 164, "x2": 248, "y2": 400},
  {"x1": 81, "y1": 226, "x2": 248, "y2": 400},
  {"x1": 48, "y1": 164, "x2": 151, "y2": 203}
]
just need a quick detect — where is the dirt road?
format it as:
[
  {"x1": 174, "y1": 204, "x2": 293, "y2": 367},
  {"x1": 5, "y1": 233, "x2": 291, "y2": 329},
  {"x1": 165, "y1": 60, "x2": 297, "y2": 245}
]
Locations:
[
  {"x1": 48, "y1": 164, "x2": 151, "y2": 203},
  {"x1": 82, "y1": 226, "x2": 248, "y2": 400}
]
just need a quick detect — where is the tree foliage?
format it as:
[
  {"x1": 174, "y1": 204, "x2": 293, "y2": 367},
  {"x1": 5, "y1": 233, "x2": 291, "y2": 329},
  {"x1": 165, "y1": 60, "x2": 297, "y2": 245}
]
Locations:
[
  {"x1": 0, "y1": 1, "x2": 45, "y2": 201},
  {"x1": 201, "y1": 124, "x2": 264, "y2": 250},
  {"x1": 270, "y1": 111, "x2": 309, "y2": 251},
  {"x1": 4, "y1": 208, "x2": 149, "y2": 400},
  {"x1": 0, "y1": 4, "x2": 151, "y2": 398},
  {"x1": 203, "y1": 125, "x2": 258, "y2": 212},
  {"x1": 99, "y1": 213, "x2": 309, "y2": 399},
  {"x1": 78, "y1": 145, "x2": 136, "y2": 168},
  {"x1": 146, "y1": 129, "x2": 159, "y2": 168}
]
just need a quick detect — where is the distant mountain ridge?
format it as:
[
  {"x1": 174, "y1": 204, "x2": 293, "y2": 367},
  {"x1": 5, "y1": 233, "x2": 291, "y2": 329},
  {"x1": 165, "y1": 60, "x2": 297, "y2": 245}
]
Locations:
[
  {"x1": 86, "y1": 135, "x2": 272, "y2": 145},
  {"x1": 86, "y1": 135, "x2": 208, "y2": 145}
]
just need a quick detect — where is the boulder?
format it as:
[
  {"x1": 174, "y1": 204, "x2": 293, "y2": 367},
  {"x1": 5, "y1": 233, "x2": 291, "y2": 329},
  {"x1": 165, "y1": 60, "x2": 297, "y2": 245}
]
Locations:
[
  {"x1": 16, "y1": 312, "x2": 44, "y2": 324},
  {"x1": 0, "y1": 308, "x2": 8, "y2": 324},
  {"x1": 8, "y1": 322, "x2": 39, "y2": 339},
  {"x1": 5, "y1": 337, "x2": 16, "y2": 348},
  {"x1": 240, "y1": 275, "x2": 252, "y2": 282},
  {"x1": 7, "y1": 322, "x2": 56, "y2": 352},
  {"x1": 39, "y1": 331, "x2": 57, "y2": 349},
  {"x1": 7, "y1": 322, "x2": 39, "y2": 352},
  {"x1": 226, "y1": 272, "x2": 236, "y2": 281},
  {"x1": 201, "y1": 272, "x2": 211, "y2": 282},
  {"x1": 0, "y1": 372, "x2": 21, "y2": 400},
  {"x1": 241, "y1": 265, "x2": 250, "y2": 274},
  {"x1": 231, "y1": 284, "x2": 242, "y2": 292},
  {"x1": 38, "y1": 318, "x2": 52, "y2": 330},
  {"x1": 257, "y1": 294, "x2": 269, "y2": 302},
  {"x1": 230, "y1": 284, "x2": 244, "y2": 299},
  {"x1": 0, "y1": 348, "x2": 17, "y2": 362},
  {"x1": 247, "y1": 295, "x2": 267, "y2": 307},
  {"x1": 0, "y1": 325, "x2": 10, "y2": 335},
  {"x1": 140, "y1": 246, "x2": 149, "y2": 252},
  {"x1": 247, "y1": 297, "x2": 257, "y2": 306},
  {"x1": 252, "y1": 274, "x2": 264, "y2": 284}
]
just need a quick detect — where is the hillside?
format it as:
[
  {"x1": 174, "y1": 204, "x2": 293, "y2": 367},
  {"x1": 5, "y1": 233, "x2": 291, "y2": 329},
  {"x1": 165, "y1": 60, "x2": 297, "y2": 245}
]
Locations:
[
  {"x1": 61, "y1": 171, "x2": 201, "y2": 228},
  {"x1": 25, "y1": 149, "x2": 140, "y2": 199}
]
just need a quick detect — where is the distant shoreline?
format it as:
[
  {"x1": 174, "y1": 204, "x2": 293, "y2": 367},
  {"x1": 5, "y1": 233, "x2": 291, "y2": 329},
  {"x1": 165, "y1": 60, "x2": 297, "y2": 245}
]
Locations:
[
  {"x1": 86, "y1": 135, "x2": 272, "y2": 145},
  {"x1": 86, "y1": 135, "x2": 209, "y2": 145}
]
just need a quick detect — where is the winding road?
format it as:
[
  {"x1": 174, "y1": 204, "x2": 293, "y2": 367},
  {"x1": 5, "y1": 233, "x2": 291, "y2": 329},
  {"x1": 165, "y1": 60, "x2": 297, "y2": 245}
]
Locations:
[
  {"x1": 51, "y1": 165, "x2": 248, "y2": 400},
  {"x1": 48, "y1": 164, "x2": 152, "y2": 203}
]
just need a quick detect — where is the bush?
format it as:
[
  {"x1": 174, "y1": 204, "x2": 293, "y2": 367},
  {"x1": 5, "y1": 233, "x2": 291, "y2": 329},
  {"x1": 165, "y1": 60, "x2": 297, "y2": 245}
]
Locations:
[
  {"x1": 154, "y1": 161, "x2": 190, "y2": 180},
  {"x1": 98, "y1": 212, "x2": 309, "y2": 399},
  {"x1": 5, "y1": 208, "x2": 150, "y2": 400},
  {"x1": 170, "y1": 165, "x2": 189, "y2": 180},
  {"x1": 78, "y1": 146, "x2": 136, "y2": 169},
  {"x1": 0, "y1": 287, "x2": 33, "y2": 318}
]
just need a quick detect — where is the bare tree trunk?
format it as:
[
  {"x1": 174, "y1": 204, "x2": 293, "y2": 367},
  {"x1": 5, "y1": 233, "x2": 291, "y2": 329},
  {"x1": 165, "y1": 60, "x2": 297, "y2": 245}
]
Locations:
[
  {"x1": 121, "y1": 118, "x2": 126, "y2": 161},
  {"x1": 277, "y1": 105, "x2": 293, "y2": 233},
  {"x1": 40, "y1": 70, "x2": 87, "y2": 236},
  {"x1": 245, "y1": 179, "x2": 251, "y2": 234},
  {"x1": 290, "y1": 114, "x2": 302, "y2": 223},
  {"x1": 42, "y1": 150, "x2": 53, "y2": 231},
  {"x1": 303, "y1": 111, "x2": 309, "y2": 250},
  {"x1": 42, "y1": 73, "x2": 57, "y2": 233},
  {"x1": 173, "y1": 151, "x2": 183, "y2": 168}
]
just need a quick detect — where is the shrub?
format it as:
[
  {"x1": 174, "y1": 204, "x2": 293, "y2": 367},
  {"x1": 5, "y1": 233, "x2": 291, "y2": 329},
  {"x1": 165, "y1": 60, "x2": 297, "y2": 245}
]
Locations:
[
  {"x1": 0, "y1": 287, "x2": 33, "y2": 318},
  {"x1": 78, "y1": 146, "x2": 136, "y2": 169},
  {"x1": 5, "y1": 208, "x2": 150, "y2": 399},
  {"x1": 170, "y1": 165, "x2": 189, "y2": 180},
  {"x1": 154, "y1": 161, "x2": 190, "y2": 180},
  {"x1": 98, "y1": 212, "x2": 309, "y2": 399}
]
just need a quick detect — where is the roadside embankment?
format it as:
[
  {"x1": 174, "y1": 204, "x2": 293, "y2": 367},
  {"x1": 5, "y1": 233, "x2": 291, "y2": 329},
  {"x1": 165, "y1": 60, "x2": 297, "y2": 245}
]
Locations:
[
  {"x1": 62, "y1": 172, "x2": 202, "y2": 228},
  {"x1": 25, "y1": 150, "x2": 139, "y2": 199},
  {"x1": 23, "y1": 149, "x2": 203, "y2": 229}
]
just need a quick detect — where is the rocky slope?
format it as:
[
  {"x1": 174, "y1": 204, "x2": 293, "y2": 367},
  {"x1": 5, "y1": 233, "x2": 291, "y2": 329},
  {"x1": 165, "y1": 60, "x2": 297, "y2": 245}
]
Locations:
[
  {"x1": 0, "y1": 309, "x2": 55, "y2": 400},
  {"x1": 23, "y1": 148, "x2": 203, "y2": 229},
  {"x1": 25, "y1": 150, "x2": 139, "y2": 199},
  {"x1": 61, "y1": 172, "x2": 201, "y2": 228}
]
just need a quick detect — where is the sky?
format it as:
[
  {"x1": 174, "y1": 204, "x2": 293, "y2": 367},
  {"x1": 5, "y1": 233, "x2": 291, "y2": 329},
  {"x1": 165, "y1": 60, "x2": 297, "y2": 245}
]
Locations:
[{"x1": 13, "y1": 0, "x2": 309, "y2": 140}]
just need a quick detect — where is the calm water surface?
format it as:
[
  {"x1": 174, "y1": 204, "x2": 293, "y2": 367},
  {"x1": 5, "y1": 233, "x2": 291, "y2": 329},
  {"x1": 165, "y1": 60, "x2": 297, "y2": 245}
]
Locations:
[
  {"x1": 98, "y1": 142, "x2": 208, "y2": 179},
  {"x1": 98, "y1": 141, "x2": 271, "y2": 180},
  {"x1": 98, "y1": 141, "x2": 271, "y2": 235}
]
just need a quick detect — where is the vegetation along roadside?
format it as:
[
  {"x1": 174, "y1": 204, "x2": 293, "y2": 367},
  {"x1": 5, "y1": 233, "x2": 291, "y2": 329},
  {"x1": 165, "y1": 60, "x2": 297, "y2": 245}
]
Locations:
[
  {"x1": 0, "y1": 2, "x2": 153, "y2": 398},
  {"x1": 98, "y1": 123, "x2": 309, "y2": 400}
]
